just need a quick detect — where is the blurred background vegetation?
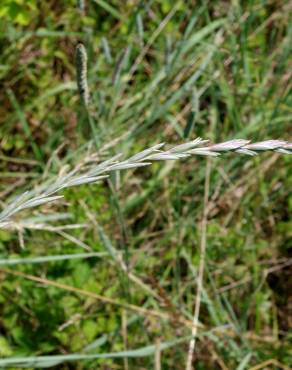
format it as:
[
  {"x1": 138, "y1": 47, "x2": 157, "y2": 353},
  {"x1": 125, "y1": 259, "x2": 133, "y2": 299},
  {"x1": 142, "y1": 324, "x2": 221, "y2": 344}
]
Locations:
[{"x1": 0, "y1": 0, "x2": 291, "y2": 368}]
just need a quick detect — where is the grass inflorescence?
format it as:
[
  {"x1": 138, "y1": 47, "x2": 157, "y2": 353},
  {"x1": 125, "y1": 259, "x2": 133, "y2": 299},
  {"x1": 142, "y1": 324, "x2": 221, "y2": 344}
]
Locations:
[
  {"x1": 75, "y1": 43, "x2": 89, "y2": 107},
  {"x1": 0, "y1": 138, "x2": 291, "y2": 228}
]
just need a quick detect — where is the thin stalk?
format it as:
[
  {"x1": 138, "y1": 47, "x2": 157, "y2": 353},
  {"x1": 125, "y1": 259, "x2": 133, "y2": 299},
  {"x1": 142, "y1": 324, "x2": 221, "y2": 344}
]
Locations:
[{"x1": 186, "y1": 159, "x2": 211, "y2": 370}]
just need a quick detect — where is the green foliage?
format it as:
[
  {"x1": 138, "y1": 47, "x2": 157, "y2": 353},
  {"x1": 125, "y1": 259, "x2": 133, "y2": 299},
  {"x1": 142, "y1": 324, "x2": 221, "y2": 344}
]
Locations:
[
  {"x1": 0, "y1": 0, "x2": 37, "y2": 25},
  {"x1": 0, "y1": 0, "x2": 291, "y2": 368}
]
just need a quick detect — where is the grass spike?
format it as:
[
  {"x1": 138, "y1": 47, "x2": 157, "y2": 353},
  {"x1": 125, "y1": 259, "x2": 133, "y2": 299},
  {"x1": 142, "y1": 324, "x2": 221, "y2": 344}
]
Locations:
[
  {"x1": 75, "y1": 43, "x2": 89, "y2": 106},
  {"x1": 0, "y1": 138, "x2": 291, "y2": 227}
]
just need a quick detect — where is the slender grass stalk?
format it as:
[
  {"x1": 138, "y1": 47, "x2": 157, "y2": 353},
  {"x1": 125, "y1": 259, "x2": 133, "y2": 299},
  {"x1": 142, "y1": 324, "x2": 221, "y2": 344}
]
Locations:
[
  {"x1": 186, "y1": 159, "x2": 211, "y2": 370},
  {"x1": 0, "y1": 138, "x2": 290, "y2": 227}
]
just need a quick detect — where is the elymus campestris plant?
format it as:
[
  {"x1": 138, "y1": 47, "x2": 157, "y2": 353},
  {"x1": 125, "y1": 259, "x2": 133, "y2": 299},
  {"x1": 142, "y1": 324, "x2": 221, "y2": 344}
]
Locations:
[
  {"x1": 75, "y1": 43, "x2": 89, "y2": 106},
  {"x1": 0, "y1": 138, "x2": 291, "y2": 228}
]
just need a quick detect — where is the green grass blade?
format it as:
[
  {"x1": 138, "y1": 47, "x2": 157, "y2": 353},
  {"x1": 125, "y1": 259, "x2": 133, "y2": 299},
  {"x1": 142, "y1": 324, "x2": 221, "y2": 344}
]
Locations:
[
  {"x1": 0, "y1": 252, "x2": 107, "y2": 266},
  {"x1": 0, "y1": 336, "x2": 191, "y2": 368},
  {"x1": 235, "y1": 353, "x2": 253, "y2": 370},
  {"x1": 92, "y1": 0, "x2": 124, "y2": 21}
]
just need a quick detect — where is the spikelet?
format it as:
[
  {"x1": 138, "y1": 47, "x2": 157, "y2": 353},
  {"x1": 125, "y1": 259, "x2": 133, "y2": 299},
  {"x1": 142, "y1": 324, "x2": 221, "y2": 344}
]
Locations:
[{"x1": 75, "y1": 43, "x2": 89, "y2": 106}]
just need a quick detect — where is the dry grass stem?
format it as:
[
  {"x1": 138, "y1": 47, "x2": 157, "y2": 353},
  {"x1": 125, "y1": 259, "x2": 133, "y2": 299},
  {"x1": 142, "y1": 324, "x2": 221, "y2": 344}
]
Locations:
[
  {"x1": 0, "y1": 267, "x2": 192, "y2": 328},
  {"x1": 186, "y1": 159, "x2": 211, "y2": 370}
]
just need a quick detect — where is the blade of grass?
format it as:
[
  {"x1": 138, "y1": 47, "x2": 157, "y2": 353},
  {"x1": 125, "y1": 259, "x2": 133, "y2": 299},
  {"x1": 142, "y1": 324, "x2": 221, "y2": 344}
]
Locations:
[
  {"x1": 92, "y1": 0, "x2": 124, "y2": 21},
  {"x1": 0, "y1": 335, "x2": 191, "y2": 367},
  {"x1": 0, "y1": 252, "x2": 107, "y2": 266}
]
